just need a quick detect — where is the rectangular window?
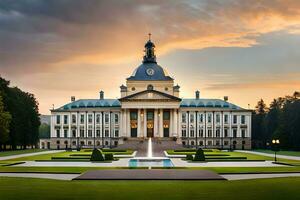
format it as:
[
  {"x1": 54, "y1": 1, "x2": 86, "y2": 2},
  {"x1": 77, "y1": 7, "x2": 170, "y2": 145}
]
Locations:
[
  {"x1": 181, "y1": 113, "x2": 186, "y2": 123},
  {"x1": 80, "y1": 130, "x2": 84, "y2": 137},
  {"x1": 105, "y1": 114, "x2": 109, "y2": 123},
  {"x1": 216, "y1": 140, "x2": 220, "y2": 146},
  {"x1": 64, "y1": 129, "x2": 68, "y2": 138},
  {"x1": 80, "y1": 114, "x2": 84, "y2": 124},
  {"x1": 64, "y1": 115, "x2": 68, "y2": 124},
  {"x1": 207, "y1": 113, "x2": 212, "y2": 123},
  {"x1": 224, "y1": 115, "x2": 228, "y2": 123},
  {"x1": 216, "y1": 114, "x2": 220, "y2": 123},
  {"x1": 242, "y1": 129, "x2": 246, "y2": 138},
  {"x1": 72, "y1": 114, "x2": 76, "y2": 124},
  {"x1": 190, "y1": 113, "x2": 194, "y2": 123},
  {"x1": 208, "y1": 129, "x2": 212, "y2": 137},
  {"x1": 56, "y1": 129, "x2": 60, "y2": 138},
  {"x1": 199, "y1": 114, "x2": 203, "y2": 123},
  {"x1": 130, "y1": 111, "x2": 137, "y2": 120},
  {"x1": 72, "y1": 129, "x2": 76, "y2": 138},
  {"x1": 96, "y1": 130, "x2": 100, "y2": 137},
  {"x1": 224, "y1": 129, "x2": 228, "y2": 137},
  {"x1": 216, "y1": 129, "x2": 220, "y2": 137},
  {"x1": 105, "y1": 129, "x2": 109, "y2": 137},
  {"x1": 233, "y1": 115, "x2": 237, "y2": 124},
  {"x1": 199, "y1": 129, "x2": 203, "y2": 137},
  {"x1": 88, "y1": 130, "x2": 92, "y2": 137},
  {"x1": 224, "y1": 141, "x2": 229, "y2": 146},
  {"x1": 163, "y1": 111, "x2": 170, "y2": 120},
  {"x1": 114, "y1": 114, "x2": 119, "y2": 123},
  {"x1": 115, "y1": 129, "x2": 119, "y2": 137},
  {"x1": 182, "y1": 129, "x2": 186, "y2": 137},
  {"x1": 190, "y1": 129, "x2": 194, "y2": 137},
  {"x1": 56, "y1": 115, "x2": 60, "y2": 124},
  {"x1": 96, "y1": 114, "x2": 101, "y2": 124},
  {"x1": 233, "y1": 129, "x2": 237, "y2": 138},
  {"x1": 199, "y1": 141, "x2": 204, "y2": 146},
  {"x1": 88, "y1": 114, "x2": 93, "y2": 123},
  {"x1": 241, "y1": 115, "x2": 246, "y2": 124}
]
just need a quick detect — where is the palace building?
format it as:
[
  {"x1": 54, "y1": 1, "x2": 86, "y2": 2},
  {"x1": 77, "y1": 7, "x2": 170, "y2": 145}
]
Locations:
[{"x1": 40, "y1": 38, "x2": 252, "y2": 150}]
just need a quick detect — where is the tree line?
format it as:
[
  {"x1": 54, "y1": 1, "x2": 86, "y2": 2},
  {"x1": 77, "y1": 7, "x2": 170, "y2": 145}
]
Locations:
[
  {"x1": 252, "y1": 92, "x2": 300, "y2": 150},
  {"x1": 0, "y1": 76, "x2": 40, "y2": 150}
]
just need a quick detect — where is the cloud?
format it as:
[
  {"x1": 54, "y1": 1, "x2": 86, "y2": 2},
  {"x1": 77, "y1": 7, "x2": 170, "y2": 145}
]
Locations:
[{"x1": 1, "y1": 0, "x2": 300, "y2": 73}]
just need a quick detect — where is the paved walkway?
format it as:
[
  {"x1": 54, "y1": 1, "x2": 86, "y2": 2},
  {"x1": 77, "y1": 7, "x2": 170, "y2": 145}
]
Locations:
[
  {"x1": 222, "y1": 173, "x2": 300, "y2": 180},
  {"x1": 237, "y1": 150, "x2": 300, "y2": 161},
  {"x1": 74, "y1": 169, "x2": 225, "y2": 180},
  {"x1": 0, "y1": 150, "x2": 64, "y2": 161},
  {"x1": 0, "y1": 173, "x2": 78, "y2": 180},
  {"x1": 171, "y1": 158, "x2": 282, "y2": 167}
]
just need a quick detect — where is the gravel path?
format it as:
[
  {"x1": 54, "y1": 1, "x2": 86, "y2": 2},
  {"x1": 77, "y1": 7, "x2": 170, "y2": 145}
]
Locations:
[
  {"x1": 236, "y1": 150, "x2": 300, "y2": 161},
  {"x1": 222, "y1": 173, "x2": 300, "y2": 180},
  {"x1": 0, "y1": 150, "x2": 65, "y2": 161},
  {"x1": 0, "y1": 173, "x2": 78, "y2": 180}
]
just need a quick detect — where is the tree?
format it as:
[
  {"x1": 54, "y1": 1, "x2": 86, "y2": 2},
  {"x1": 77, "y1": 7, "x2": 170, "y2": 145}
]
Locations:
[
  {"x1": 0, "y1": 92, "x2": 11, "y2": 150},
  {"x1": 252, "y1": 99, "x2": 268, "y2": 148},
  {"x1": 39, "y1": 123, "x2": 50, "y2": 139}
]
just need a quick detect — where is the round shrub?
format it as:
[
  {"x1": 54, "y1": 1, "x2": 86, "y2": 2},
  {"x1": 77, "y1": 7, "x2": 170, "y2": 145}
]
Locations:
[
  {"x1": 90, "y1": 149, "x2": 104, "y2": 161},
  {"x1": 194, "y1": 148, "x2": 205, "y2": 161},
  {"x1": 186, "y1": 154, "x2": 193, "y2": 160},
  {"x1": 104, "y1": 153, "x2": 114, "y2": 161}
]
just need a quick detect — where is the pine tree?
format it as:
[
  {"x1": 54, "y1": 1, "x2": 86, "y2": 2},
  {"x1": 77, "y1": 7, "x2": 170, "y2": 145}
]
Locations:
[{"x1": 0, "y1": 92, "x2": 11, "y2": 150}]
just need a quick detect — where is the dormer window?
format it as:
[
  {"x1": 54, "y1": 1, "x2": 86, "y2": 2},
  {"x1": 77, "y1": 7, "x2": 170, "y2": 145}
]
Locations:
[
  {"x1": 165, "y1": 87, "x2": 168, "y2": 91},
  {"x1": 131, "y1": 87, "x2": 135, "y2": 91}
]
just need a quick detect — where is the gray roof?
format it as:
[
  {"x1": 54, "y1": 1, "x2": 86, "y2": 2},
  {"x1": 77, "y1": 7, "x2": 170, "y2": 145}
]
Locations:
[
  {"x1": 54, "y1": 99, "x2": 121, "y2": 111},
  {"x1": 180, "y1": 99, "x2": 243, "y2": 109},
  {"x1": 53, "y1": 98, "x2": 244, "y2": 111}
]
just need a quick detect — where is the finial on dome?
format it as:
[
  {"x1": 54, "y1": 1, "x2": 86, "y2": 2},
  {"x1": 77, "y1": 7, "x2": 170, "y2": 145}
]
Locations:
[{"x1": 148, "y1": 33, "x2": 152, "y2": 41}]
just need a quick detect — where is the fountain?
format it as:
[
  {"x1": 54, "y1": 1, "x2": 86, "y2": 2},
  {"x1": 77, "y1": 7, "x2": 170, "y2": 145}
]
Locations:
[{"x1": 128, "y1": 138, "x2": 174, "y2": 168}]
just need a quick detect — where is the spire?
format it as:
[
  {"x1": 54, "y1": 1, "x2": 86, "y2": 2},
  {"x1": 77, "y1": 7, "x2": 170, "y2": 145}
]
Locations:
[{"x1": 143, "y1": 33, "x2": 156, "y2": 63}]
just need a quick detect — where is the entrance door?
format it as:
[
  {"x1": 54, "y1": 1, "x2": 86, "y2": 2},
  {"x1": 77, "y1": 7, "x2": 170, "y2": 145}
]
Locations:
[
  {"x1": 163, "y1": 127, "x2": 169, "y2": 137},
  {"x1": 130, "y1": 110, "x2": 138, "y2": 137},
  {"x1": 147, "y1": 110, "x2": 154, "y2": 137}
]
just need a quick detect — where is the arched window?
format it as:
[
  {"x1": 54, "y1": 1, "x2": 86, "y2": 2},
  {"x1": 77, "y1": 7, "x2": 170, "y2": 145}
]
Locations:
[{"x1": 147, "y1": 84, "x2": 153, "y2": 90}]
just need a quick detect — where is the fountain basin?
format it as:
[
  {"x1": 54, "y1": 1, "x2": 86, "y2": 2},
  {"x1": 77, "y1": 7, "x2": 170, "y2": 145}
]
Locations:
[{"x1": 129, "y1": 158, "x2": 174, "y2": 167}]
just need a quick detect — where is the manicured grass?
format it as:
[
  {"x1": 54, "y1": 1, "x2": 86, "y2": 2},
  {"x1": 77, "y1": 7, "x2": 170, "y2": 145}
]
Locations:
[
  {"x1": 1, "y1": 177, "x2": 300, "y2": 200},
  {"x1": 167, "y1": 150, "x2": 300, "y2": 165},
  {"x1": 3, "y1": 150, "x2": 133, "y2": 162},
  {"x1": 254, "y1": 149, "x2": 300, "y2": 157},
  {"x1": 0, "y1": 149, "x2": 45, "y2": 157}
]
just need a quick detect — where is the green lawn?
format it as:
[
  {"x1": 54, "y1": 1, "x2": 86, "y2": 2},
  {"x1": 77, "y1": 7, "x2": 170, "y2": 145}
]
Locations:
[
  {"x1": 167, "y1": 150, "x2": 300, "y2": 165},
  {"x1": 0, "y1": 149, "x2": 45, "y2": 157},
  {"x1": 254, "y1": 149, "x2": 300, "y2": 157},
  {"x1": 1, "y1": 177, "x2": 300, "y2": 200},
  {"x1": 3, "y1": 149, "x2": 133, "y2": 162}
]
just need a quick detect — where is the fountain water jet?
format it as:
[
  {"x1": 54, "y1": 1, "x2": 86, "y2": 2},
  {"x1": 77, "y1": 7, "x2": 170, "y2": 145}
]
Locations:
[{"x1": 147, "y1": 137, "x2": 153, "y2": 158}]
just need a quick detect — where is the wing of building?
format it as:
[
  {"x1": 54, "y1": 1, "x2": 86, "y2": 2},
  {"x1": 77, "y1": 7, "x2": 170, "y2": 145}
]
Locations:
[{"x1": 40, "y1": 38, "x2": 252, "y2": 150}]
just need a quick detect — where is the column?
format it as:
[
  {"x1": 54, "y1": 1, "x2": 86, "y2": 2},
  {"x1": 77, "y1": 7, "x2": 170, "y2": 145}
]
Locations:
[
  {"x1": 173, "y1": 109, "x2": 178, "y2": 137},
  {"x1": 137, "y1": 109, "x2": 141, "y2": 137},
  {"x1": 159, "y1": 109, "x2": 163, "y2": 137},
  {"x1": 170, "y1": 109, "x2": 173, "y2": 137},
  {"x1": 154, "y1": 109, "x2": 158, "y2": 137},
  {"x1": 143, "y1": 109, "x2": 147, "y2": 138},
  {"x1": 127, "y1": 110, "x2": 130, "y2": 137},
  {"x1": 68, "y1": 112, "x2": 71, "y2": 138}
]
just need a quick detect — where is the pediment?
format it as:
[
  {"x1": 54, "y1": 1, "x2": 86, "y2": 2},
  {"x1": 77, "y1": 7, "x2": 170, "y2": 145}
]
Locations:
[{"x1": 119, "y1": 90, "x2": 181, "y2": 102}]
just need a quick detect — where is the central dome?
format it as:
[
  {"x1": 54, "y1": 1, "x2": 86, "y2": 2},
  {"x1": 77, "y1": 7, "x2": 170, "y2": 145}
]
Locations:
[
  {"x1": 128, "y1": 62, "x2": 173, "y2": 81},
  {"x1": 127, "y1": 38, "x2": 173, "y2": 81}
]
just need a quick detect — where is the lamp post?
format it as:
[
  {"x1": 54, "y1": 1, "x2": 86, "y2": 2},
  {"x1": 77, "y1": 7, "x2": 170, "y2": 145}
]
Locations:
[{"x1": 272, "y1": 139, "x2": 280, "y2": 162}]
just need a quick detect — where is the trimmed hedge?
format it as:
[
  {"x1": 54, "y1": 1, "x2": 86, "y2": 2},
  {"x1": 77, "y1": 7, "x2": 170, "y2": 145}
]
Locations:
[
  {"x1": 194, "y1": 148, "x2": 205, "y2": 161},
  {"x1": 186, "y1": 154, "x2": 193, "y2": 160},
  {"x1": 104, "y1": 153, "x2": 114, "y2": 161},
  {"x1": 90, "y1": 149, "x2": 105, "y2": 161},
  {"x1": 102, "y1": 149, "x2": 128, "y2": 152}
]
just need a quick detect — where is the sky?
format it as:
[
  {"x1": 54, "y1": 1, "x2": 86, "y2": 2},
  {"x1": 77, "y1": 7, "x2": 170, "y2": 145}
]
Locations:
[{"x1": 0, "y1": 0, "x2": 300, "y2": 114}]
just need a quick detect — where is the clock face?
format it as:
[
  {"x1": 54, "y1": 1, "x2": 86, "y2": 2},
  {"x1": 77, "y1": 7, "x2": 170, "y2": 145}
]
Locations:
[{"x1": 146, "y1": 68, "x2": 155, "y2": 76}]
